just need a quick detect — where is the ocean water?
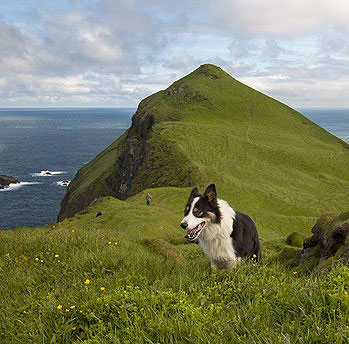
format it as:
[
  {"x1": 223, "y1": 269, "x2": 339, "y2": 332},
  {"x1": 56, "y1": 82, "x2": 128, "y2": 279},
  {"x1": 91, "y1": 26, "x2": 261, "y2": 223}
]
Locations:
[
  {"x1": 0, "y1": 108, "x2": 134, "y2": 229},
  {"x1": 298, "y1": 108, "x2": 349, "y2": 143},
  {"x1": 0, "y1": 107, "x2": 348, "y2": 230}
]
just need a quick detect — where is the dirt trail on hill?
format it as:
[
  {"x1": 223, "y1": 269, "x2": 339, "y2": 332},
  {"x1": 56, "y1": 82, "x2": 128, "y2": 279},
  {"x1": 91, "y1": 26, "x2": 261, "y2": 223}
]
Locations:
[
  {"x1": 233, "y1": 93, "x2": 257, "y2": 161},
  {"x1": 155, "y1": 196, "x2": 175, "y2": 207},
  {"x1": 217, "y1": 93, "x2": 258, "y2": 183}
]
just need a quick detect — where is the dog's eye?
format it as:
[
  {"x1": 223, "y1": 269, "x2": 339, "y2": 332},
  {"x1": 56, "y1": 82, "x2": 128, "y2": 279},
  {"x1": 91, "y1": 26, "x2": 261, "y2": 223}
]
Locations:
[{"x1": 193, "y1": 209, "x2": 203, "y2": 217}]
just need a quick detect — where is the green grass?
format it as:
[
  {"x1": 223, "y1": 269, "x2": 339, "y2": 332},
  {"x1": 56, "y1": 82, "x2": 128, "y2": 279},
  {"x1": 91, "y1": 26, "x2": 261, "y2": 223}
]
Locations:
[
  {"x1": 1, "y1": 194, "x2": 349, "y2": 343},
  {"x1": 1, "y1": 64, "x2": 348, "y2": 342}
]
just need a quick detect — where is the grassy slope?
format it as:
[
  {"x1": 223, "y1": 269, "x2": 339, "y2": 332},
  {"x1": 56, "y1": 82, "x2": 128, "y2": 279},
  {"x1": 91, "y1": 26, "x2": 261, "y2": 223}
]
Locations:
[
  {"x1": 1, "y1": 194, "x2": 348, "y2": 343},
  {"x1": 58, "y1": 132, "x2": 128, "y2": 218},
  {"x1": 1, "y1": 64, "x2": 349, "y2": 342}
]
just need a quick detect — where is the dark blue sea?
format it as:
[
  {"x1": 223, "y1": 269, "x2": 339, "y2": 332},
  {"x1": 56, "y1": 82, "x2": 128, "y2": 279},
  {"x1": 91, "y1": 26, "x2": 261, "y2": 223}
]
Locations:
[
  {"x1": 0, "y1": 108, "x2": 134, "y2": 229},
  {"x1": 0, "y1": 107, "x2": 348, "y2": 230}
]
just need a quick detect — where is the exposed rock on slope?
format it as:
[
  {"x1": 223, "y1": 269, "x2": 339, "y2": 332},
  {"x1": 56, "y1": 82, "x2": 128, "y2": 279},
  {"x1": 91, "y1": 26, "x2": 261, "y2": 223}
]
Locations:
[
  {"x1": 301, "y1": 212, "x2": 349, "y2": 269},
  {"x1": 105, "y1": 110, "x2": 155, "y2": 200}
]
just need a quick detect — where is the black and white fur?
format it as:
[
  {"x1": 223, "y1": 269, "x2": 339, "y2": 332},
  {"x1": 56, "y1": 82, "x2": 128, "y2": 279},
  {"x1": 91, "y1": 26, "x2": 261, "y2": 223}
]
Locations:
[{"x1": 180, "y1": 184, "x2": 261, "y2": 269}]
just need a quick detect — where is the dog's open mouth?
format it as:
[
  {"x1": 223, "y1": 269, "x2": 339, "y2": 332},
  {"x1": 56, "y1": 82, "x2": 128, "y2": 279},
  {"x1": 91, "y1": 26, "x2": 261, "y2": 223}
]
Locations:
[{"x1": 185, "y1": 221, "x2": 205, "y2": 241}]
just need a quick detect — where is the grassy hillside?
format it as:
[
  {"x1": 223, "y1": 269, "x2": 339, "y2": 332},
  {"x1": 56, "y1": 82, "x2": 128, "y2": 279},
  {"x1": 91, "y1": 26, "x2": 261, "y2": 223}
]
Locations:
[
  {"x1": 1, "y1": 193, "x2": 348, "y2": 343},
  {"x1": 1, "y1": 64, "x2": 348, "y2": 342},
  {"x1": 59, "y1": 64, "x2": 349, "y2": 237}
]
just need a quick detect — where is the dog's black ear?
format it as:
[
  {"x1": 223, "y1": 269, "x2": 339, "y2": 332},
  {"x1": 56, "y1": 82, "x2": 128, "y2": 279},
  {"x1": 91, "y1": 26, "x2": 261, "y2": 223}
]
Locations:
[
  {"x1": 203, "y1": 184, "x2": 217, "y2": 203},
  {"x1": 189, "y1": 187, "x2": 200, "y2": 199}
]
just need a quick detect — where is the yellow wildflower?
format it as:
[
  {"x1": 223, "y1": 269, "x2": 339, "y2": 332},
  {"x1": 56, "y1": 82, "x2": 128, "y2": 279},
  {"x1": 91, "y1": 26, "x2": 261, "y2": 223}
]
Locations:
[
  {"x1": 84, "y1": 279, "x2": 91, "y2": 285},
  {"x1": 35, "y1": 257, "x2": 39, "y2": 262},
  {"x1": 108, "y1": 241, "x2": 112, "y2": 245},
  {"x1": 72, "y1": 229, "x2": 75, "y2": 233},
  {"x1": 55, "y1": 254, "x2": 59, "y2": 258},
  {"x1": 57, "y1": 305, "x2": 62, "y2": 310},
  {"x1": 70, "y1": 305, "x2": 75, "y2": 309},
  {"x1": 100, "y1": 287, "x2": 105, "y2": 292}
]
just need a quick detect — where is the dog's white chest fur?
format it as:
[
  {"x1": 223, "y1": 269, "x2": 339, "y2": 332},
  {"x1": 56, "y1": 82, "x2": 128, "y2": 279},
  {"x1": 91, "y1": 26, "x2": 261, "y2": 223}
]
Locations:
[{"x1": 198, "y1": 200, "x2": 237, "y2": 268}]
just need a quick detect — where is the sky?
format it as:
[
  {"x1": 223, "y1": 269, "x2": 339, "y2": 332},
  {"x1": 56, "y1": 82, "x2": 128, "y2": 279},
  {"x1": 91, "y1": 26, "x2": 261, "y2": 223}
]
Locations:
[{"x1": 1, "y1": 0, "x2": 349, "y2": 108}]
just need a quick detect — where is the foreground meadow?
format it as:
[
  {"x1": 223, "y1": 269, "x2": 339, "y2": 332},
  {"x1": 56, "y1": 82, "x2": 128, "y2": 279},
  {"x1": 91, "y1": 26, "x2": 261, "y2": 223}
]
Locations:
[{"x1": 1, "y1": 191, "x2": 348, "y2": 343}]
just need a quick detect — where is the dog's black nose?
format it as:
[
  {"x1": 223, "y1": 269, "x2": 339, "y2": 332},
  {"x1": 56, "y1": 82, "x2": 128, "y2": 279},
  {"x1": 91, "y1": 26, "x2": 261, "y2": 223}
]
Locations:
[{"x1": 180, "y1": 222, "x2": 188, "y2": 229}]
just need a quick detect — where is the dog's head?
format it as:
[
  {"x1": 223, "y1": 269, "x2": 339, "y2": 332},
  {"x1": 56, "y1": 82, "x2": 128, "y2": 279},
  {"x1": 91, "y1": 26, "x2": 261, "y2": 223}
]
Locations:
[{"x1": 180, "y1": 184, "x2": 221, "y2": 241}]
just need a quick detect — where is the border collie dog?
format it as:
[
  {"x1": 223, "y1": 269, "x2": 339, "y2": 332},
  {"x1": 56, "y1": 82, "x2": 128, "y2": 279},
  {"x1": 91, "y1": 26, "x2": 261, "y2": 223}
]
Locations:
[{"x1": 180, "y1": 184, "x2": 261, "y2": 269}]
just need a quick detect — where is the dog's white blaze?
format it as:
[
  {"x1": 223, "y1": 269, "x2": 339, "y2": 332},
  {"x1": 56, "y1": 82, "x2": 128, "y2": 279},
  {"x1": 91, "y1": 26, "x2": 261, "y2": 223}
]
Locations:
[
  {"x1": 182, "y1": 197, "x2": 202, "y2": 229},
  {"x1": 198, "y1": 199, "x2": 237, "y2": 268}
]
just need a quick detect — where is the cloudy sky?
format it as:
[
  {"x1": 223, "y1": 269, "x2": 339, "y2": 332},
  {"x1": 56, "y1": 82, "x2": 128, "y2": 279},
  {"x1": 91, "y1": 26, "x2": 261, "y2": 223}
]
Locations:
[{"x1": 1, "y1": 0, "x2": 349, "y2": 108}]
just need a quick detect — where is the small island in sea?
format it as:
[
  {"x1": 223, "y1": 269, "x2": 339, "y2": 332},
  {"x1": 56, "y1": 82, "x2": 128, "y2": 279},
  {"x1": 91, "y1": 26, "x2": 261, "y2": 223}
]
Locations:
[{"x1": 0, "y1": 175, "x2": 19, "y2": 190}]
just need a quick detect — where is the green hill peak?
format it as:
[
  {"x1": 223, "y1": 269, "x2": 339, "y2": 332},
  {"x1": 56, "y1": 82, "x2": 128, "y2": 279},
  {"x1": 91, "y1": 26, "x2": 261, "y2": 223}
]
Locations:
[{"x1": 58, "y1": 64, "x2": 348, "y2": 224}]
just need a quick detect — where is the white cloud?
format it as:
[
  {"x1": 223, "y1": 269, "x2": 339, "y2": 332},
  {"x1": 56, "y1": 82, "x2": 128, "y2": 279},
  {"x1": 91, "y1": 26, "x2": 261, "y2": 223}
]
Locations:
[
  {"x1": 239, "y1": 74, "x2": 349, "y2": 107},
  {"x1": 165, "y1": 55, "x2": 202, "y2": 71},
  {"x1": 228, "y1": 40, "x2": 257, "y2": 59},
  {"x1": 1, "y1": 0, "x2": 349, "y2": 107},
  {"x1": 138, "y1": 73, "x2": 178, "y2": 85},
  {"x1": 204, "y1": 0, "x2": 349, "y2": 38}
]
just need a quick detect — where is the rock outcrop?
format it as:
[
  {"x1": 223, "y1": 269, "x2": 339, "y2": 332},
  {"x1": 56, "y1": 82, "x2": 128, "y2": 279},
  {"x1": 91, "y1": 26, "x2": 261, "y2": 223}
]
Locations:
[
  {"x1": 105, "y1": 110, "x2": 155, "y2": 200},
  {"x1": 300, "y1": 212, "x2": 349, "y2": 270},
  {"x1": 0, "y1": 175, "x2": 19, "y2": 189}
]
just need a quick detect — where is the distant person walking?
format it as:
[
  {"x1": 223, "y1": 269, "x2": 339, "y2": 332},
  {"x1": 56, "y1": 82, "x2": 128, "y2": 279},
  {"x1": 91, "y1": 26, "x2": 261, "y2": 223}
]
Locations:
[{"x1": 146, "y1": 193, "x2": 151, "y2": 206}]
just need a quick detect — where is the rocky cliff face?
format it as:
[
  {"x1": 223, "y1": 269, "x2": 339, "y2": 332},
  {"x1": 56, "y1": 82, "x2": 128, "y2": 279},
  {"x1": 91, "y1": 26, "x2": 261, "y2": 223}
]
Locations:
[
  {"x1": 105, "y1": 109, "x2": 155, "y2": 200},
  {"x1": 57, "y1": 104, "x2": 154, "y2": 221}
]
